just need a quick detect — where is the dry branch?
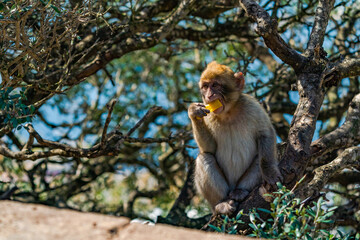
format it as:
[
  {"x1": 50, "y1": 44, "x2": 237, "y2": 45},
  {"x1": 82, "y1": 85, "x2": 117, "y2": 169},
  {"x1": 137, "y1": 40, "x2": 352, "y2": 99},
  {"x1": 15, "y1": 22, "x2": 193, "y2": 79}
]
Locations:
[
  {"x1": 297, "y1": 146, "x2": 360, "y2": 199},
  {"x1": 126, "y1": 106, "x2": 163, "y2": 137},
  {"x1": 321, "y1": 57, "x2": 360, "y2": 87},
  {"x1": 0, "y1": 106, "x2": 190, "y2": 161},
  {"x1": 101, "y1": 99, "x2": 117, "y2": 147},
  {"x1": 311, "y1": 93, "x2": 360, "y2": 159},
  {"x1": 238, "y1": 0, "x2": 306, "y2": 70},
  {"x1": 71, "y1": 0, "x2": 200, "y2": 87},
  {"x1": 306, "y1": 0, "x2": 335, "y2": 55}
]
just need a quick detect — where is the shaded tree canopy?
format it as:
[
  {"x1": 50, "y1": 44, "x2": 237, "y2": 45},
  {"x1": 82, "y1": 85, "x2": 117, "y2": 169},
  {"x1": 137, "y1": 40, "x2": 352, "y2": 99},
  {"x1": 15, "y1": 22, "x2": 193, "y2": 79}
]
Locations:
[{"x1": 1, "y1": 0, "x2": 360, "y2": 233}]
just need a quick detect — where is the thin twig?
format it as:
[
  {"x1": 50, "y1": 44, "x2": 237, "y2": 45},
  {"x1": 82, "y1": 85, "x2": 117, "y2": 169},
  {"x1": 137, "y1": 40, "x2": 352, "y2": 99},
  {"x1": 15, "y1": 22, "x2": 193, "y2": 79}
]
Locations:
[
  {"x1": 101, "y1": 99, "x2": 117, "y2": 147},
  {"x1": 126, "y1": 106, "x2": 162, "y2": 137}
]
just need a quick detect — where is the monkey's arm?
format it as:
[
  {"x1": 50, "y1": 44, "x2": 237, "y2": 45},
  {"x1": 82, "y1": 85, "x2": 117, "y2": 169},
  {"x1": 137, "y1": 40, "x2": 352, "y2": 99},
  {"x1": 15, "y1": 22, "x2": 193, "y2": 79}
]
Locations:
[
  {"x1": 188, "y1": 103, "x2": 217, "y2": 154},
  {"x1": 257, "y1": 128, "x2": 283, "y2": 188}
]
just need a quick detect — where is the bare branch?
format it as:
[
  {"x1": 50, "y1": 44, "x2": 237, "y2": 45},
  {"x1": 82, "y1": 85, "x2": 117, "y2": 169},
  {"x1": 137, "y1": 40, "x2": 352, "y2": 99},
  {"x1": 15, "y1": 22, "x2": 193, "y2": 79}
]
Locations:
[
  {"x1": 101, "y1": 99, "x2": 117, "y2": 147},
  {"x1": 0, "y1": 134, "x2": 188, "y2": 161},
  {"x1": 279, "y1": 75, "x2": 325, "y2": 187},
  {"x1": 126, "y1": 106, "x2": 163, "y2": 137},
  {"x1": 297, "y1": 146, "x2": 360, "y2": 199},
  {"x1": 154, "y1": 0, "x2": 198, "y2": 41},
  {"x1": 71, "y1": 0, "x2": 199, "y2": 86},
  {"x1": 238, "y1": 0, "x2": 306, "y2": 70},
  {"x1": 321, "y1": 57, "x2": 360, "y2": 87},
  {"x1": 311, "y1": 93, "x2": 360, "y2": 158},
  {"x1": 0, "y1": 105, "x2": 192, "y2": 161},
  {"x1": 306, "y1": 0, "x2": 335, "y2": 55}
]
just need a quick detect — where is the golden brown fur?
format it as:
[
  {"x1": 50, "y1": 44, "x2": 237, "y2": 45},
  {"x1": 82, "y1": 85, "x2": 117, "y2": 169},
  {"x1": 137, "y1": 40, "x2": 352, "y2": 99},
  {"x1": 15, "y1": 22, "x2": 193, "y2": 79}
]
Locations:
[{"x1": 188, "y1": 61, "x2": 282, "y2": 214}]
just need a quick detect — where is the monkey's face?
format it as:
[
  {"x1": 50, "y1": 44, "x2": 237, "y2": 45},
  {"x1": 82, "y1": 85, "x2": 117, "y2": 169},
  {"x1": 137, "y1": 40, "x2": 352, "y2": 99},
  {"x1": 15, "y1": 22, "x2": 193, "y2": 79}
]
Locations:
[
  {"x1": 200, "y1": 80, "x2": 226, "y2": 114},
  {"x1": 199, "y1": 61, "x2": 244, "y2": 115}
]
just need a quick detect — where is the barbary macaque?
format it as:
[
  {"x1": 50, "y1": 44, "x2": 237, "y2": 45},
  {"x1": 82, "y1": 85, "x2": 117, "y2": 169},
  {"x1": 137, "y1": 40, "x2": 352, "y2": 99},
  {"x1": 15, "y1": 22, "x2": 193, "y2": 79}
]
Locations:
[{"x1": 188, "y1": 61, "x2": 283, "y2": 215}]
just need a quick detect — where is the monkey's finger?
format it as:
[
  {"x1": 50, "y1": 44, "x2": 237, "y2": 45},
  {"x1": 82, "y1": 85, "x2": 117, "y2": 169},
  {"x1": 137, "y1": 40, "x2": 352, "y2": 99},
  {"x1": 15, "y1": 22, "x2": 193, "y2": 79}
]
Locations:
[
  {"x1": 195, "y1": 110, "x2": 208, "y2": 118},
  {"x1": 200, "y1": 111, "x2": 208, "y2": 117},
  {"x1": 195, "y1": 103, "x2": 206, "y2": 107},
  {"x1": 201, "y1": 108, "x2": 210, "y2": 114}
]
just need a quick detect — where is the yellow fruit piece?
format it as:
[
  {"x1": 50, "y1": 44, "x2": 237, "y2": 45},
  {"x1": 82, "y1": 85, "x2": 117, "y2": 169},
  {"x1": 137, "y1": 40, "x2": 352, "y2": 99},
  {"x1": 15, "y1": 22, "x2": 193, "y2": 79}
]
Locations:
[{"x1": 205, "y1": 99, "x2": 222, "y2": 112}]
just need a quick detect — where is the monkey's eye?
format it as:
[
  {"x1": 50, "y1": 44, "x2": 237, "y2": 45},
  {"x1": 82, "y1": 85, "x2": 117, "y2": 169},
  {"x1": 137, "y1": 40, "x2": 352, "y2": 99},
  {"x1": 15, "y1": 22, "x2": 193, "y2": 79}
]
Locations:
[
  {"x1": 201, "y1": 84, "x2": 208, "y2": 89},
  {"x1": 212, "y1": 82, "x2": 220, "y2": 88}
]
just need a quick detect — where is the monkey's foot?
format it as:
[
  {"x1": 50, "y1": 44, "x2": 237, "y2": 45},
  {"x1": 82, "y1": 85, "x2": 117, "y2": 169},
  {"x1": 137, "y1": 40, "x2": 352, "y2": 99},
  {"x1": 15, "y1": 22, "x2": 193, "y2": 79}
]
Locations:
[
  {"x1": 214, "y1": 199, "x2": 238, "y2": 215},
  {"x1": 228, "y1": 189, "x2": 249, "y2": 202}
]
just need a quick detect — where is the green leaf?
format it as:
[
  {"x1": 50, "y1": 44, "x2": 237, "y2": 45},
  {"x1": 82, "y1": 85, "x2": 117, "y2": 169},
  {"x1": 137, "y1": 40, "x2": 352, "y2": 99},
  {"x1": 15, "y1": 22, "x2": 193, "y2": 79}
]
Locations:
[
  {"x1": 320, "y1": 219, "x2": 334, "y2": 224},
  {"x1": 306, "y1": 208, "x2": 316, "y2": 218},
  {"x1": 50, "y1": 4, "x2": 61, "y2": 13},
  {"x1": 208, "y1": 224, "x2": 221, "y2": 232},
  {"x1": 305, "y1": 233, "x2": 313, "y2": 240},
  {"x1": 316, "y1": 197, "x2": 323, "y2": 210},
  {"x1": 337, "y1": 230, "x2": 344, "y2": 238},
  {"x1": 355, "y1": 232, "x2": 360, "y2": 240},
  {"x1": 11, "y1": 118, "x2": 18, "y2": 127},
  {"x1": 235, "y1": 210, "x2": 243, "y2": 220},
  {"x1": 320, "y1": 229, "x2": 329, "y2": 236},
  {"x1": 322, "y1": 211, "x2": 335, "y2": 219},
  {"x1": 248, "y1": 223, "x2": 257, "y2": 231},
  {"x1": 249, "y1": 212, "x2": 255, "y2": 223},
  {"x1": 223, "y1": 215, "x2": 228, "y2": 224},
  {"x1": 30, "y1": 105, "x2": 36, "y2": 113},
  {"x1": 257, "y1": 208, "x2": 272, "y2": 214},
  {"x1": 327, "y1": 206, "x2": 338, "y2": 212},
  {"x1": 4, "y1": 86, "x2": 13, "y2": 97},
  {"x1": 284, "y1": 224, "x2": 291, "y2": 233}
]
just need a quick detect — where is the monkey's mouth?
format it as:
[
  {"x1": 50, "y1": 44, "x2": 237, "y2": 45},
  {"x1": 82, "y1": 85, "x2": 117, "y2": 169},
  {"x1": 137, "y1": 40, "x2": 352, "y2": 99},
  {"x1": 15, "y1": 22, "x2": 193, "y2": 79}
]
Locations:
[
  {"x1": 212, "y1": 99, "x2": 225, "y2": 114},
  {"x1": 213, "y1": 105, "x2": 224, "y2": 114}
]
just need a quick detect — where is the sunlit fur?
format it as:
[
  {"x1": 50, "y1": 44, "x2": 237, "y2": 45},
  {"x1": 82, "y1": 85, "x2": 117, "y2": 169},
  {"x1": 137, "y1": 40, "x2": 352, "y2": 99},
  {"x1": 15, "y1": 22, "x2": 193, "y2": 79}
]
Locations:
[
  {"x1": 189, "y1": 61, "x2": 281, "y2": 214},
  {"x1": 200, "y1": 61, "x2": 242, "y2": 110}
]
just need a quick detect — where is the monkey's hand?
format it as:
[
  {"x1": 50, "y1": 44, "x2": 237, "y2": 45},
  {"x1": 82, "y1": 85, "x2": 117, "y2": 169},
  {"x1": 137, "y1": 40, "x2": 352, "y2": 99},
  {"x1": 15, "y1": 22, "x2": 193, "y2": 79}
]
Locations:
[
  {"x1": 262, "y1": 164, "x2": 283, "y2": 191},
  {"x1": 188, "y1": 103, "x2": 210, "y2": 120}
]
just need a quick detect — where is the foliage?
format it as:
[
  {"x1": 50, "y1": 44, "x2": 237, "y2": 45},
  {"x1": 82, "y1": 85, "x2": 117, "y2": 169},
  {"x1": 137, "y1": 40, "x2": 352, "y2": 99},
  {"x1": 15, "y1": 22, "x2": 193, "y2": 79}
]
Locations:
[
  {"x1": 210, "y1": 184, "x2": 359, "y2": 239},
  {"x1": 248, "y1": 185, "x2": 341, "y2": 239},
  {"x1": 0, "y1": 87, "x2": 35, "y2": 128},
  {"x1": 208, "y1": 211, "x2": 245, "y2": 235}
]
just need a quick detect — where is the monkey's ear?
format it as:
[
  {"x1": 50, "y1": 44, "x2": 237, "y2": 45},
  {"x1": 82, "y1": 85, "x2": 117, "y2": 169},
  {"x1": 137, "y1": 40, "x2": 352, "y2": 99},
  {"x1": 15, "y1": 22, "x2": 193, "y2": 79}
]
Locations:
[{"x1": 234, "y1": 72, "x2": 245, "y2": 90}]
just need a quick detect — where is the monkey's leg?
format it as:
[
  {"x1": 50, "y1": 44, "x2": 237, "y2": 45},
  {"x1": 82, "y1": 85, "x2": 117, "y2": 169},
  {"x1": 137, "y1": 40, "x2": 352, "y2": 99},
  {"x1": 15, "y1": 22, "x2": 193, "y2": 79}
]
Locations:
[
  {"x1": 258, "y1": 131, "x2": 283, "y2": 189},
  {"x1": 194, "y1": 153, "x2": 230, "y2": 212},
  {"x1": 229, "y1": 155, "x2": 262, "y2": 202}
]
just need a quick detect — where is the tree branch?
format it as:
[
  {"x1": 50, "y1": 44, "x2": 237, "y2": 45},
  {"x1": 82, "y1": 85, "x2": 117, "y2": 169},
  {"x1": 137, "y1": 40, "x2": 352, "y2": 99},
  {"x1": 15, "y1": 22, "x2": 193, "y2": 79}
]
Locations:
[
  {"x1": 238, "y1": 0, "x2": 306, "y2": 70},
  {"x1": 101, "y1": 99, "x2": 117, "y2": 147},
  {"x1": 297, "y1": 146, "x2": 360, "y2": 199},
  {"x1": 321, "y1": 57, "x2": 360, "y2": 87},
  {"x1": 305, "y1": 0, "x2": 335, "y2": 56},
  {"x1": 71, "y1": 0, "x2": 199, "y2": 86},
  {"x1": 311, "y1": 93, "x2": 360, "y2": 159},
  {"x1": 279, "y1": 73, "x2": 325, "y2": 187},
  {"x1": 0, "y1": 106, "x2": 192, "y2": 161},
  {"x1": 126, "y1": 106, "x2": 163, "y2": 137}
]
